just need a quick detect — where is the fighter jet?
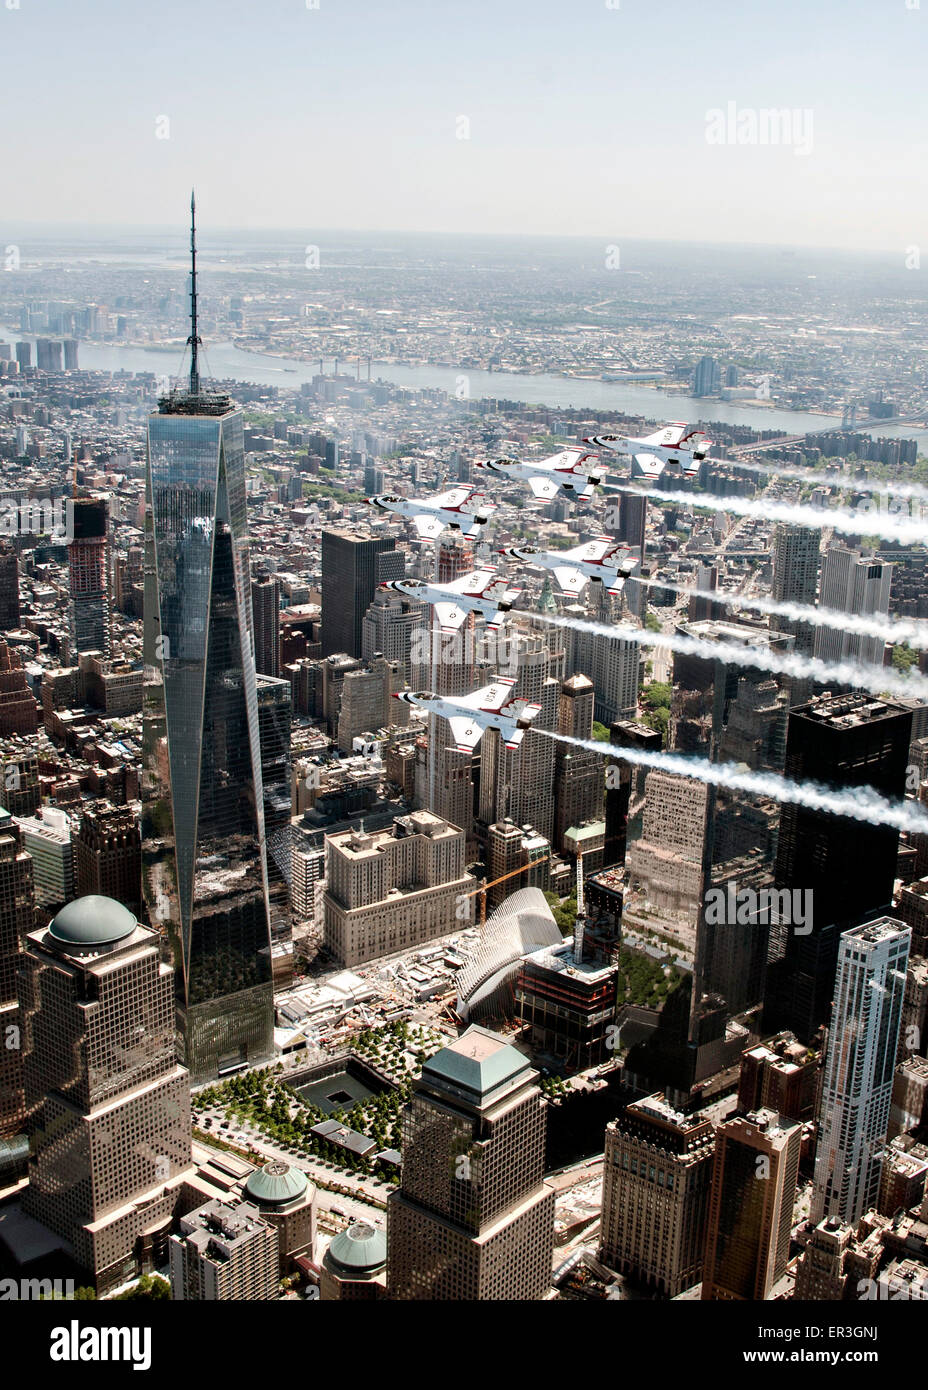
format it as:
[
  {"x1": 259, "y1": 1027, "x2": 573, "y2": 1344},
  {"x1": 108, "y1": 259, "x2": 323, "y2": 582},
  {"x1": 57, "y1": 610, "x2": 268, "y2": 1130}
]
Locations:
[
  {"x1": 381, "y1": 570, "x2": 521, "y2": 634},
  {"x1": 500, "y1": 537, "x2": 638, "y2": 597},
  {"x1": 583, "y1": 423, "x2": 711, "y2": 479},
  {"x1": 394, "y1": 678, "x2": 542, "y2": 752},
  {"x1": 365, "y1": 485, "x2": 495, "y2": 539},
  {"x1": 476, "y1": 447, "x2": 604, "y2": 500}
]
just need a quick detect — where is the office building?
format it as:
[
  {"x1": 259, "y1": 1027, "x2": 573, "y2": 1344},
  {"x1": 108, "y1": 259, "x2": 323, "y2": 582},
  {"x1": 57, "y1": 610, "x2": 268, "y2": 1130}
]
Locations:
[
  {"x1": 600, "y1": 1094, "x2": 715, "y2": 1296},
  {"x1": 563, "y1": 615, "x2": 639, "y2": 727},
  {"x1": 515, "y1": 939, "x2": 617, "y2": 1070},
  {"x1": 321, "y1": 530, "x2": 404, "y2": 659},
  {"x1": 553, "y1": 674, "x2": 603, "y2": 856},
  {"x1": 256, "y1": 675, "x2": 293, "y2": 982},
  {"x1": 241, "y1": 1162, "x2": 316, "y2": 1277},
  {"x1": 0, "y1": 641, "x2": 38, "y2": 736},
  {"x1": 701, "y1": 1109, "x2": 801, "y2": 1300},
  {"x1": 793, "y1": 1216, "x2": 857, "y2": 1301},
  {"x1": 737, "y1": 1034, "x2": 818, "y2": 1123},
  {"x1": 74, "y1": 801, "x2": 141, "y2": 917},
  {"x1": 69, "y1": 496, "x2": 111, "y2": 657},
  {"x1": 0, "y1": 544, "x2": 21, "y2": 631},
  {"x1": 16, "y1": 809, "x2": 73, "y2": 910},
  {"x1": 485, "y1": 817, "x2": 550, "y2": 909},
  {"x1": 476, "y1": 633, "x2": 560, "y2": 844},
  {"x1": 251, "y1": 574, "x2": 281, "y2": 678},
  {"x1": 323, "y1": 811, "x2": 474, "y2": 966},
  {"x1": 141, "y1": 199, "x2": 274, "y2": 1080},
  {"x1": 626, "y1": 771, "x2": 710, "y2": 955},
  {"x1": 0, "y1": 751, "x2": 40, "y2": 818},
  {"x1": 321, "y1": 1221, "x2": 388, "y2": 1300},
  {"x1": 770, "y1": 524, "x2": 820, "y2": 657},
  {"x1": 812, "y1": 917, "x2": 911, "y2": 1226},
  {"x1": 889, "y1": 1055, "x2": 928, "y2": 1139},
  {"x1": 606, "y1": 491, "x2": 647, "y2": 558},
  {"x1": 386, "y1": 1025, "x2": 555, "y2": 1299},
  {"x1": 361, "y1": 587, "x2": 429, "y2": 685},
  {"x1": 0, "y1": 809, "x2": 33, "y2": 1139},
  {"x1": 693, "y1": 355, "x2": 720, "y2": 398},
  {"x1": 170, "y1": 1198, "x2": 278, "y2": 1300},
  {"x1": 603, "y1": 719, "x2": 662, "y2": 868},
  {"x1": 814, "y1": 544, "x2": 893, "y2": 668},
  {"x1": 20, "y1": 896, "x2": 193, "y2": 1292},
  {"x1": 767, "y1": 695, "x2": 911, "y2": 1041},
  {"x1": 337, "y1": 655, "x2": 405, "y2": 754}
]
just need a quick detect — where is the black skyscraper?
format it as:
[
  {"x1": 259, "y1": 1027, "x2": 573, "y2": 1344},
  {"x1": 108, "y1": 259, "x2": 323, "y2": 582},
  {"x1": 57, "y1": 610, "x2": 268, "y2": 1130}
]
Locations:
[
  {"x1": 765, "y1": 694, "x2": 911, "y2": 1041},
  {"x1": 321, "y1": 530, "x2": 404, "y2": 659}
]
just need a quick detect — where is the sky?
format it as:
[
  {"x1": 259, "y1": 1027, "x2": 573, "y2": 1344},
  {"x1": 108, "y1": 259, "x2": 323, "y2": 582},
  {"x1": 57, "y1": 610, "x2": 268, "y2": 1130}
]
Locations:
[{"x1": 2, "y1": 0, "x2": 926, "y2": 250}]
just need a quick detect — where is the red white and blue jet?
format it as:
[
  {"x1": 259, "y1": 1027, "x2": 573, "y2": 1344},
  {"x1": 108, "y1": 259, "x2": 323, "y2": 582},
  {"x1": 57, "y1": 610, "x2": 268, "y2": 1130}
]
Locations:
[
  {"x1": 395, "y1": 678, "x2": 542, "y2": 752},
  {"x1": 501, "y1": 537, "x2": 638, "y2": 598},
  {"x1": 583, "y1": 422, "x2": 711, "y2": 480},
  {"x1": 381, "y1": 570, "x2": 520, "y2": 634},
  {"x1": 365, "y1": 485, "x2": 494, "y2": 539},
  {"x1": 476, "y1": 447, "x2": 605, "y2": 500}
]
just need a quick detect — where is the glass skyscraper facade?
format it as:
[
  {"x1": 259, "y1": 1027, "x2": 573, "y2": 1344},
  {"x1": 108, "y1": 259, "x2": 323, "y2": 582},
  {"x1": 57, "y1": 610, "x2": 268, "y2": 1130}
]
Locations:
[{"x1": 142, "y1": 398, "x2": 274, "y2": 1081}]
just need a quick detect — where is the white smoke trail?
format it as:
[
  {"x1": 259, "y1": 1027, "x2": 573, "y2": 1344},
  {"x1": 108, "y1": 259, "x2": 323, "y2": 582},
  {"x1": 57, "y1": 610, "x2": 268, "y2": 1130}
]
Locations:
[
  {"x1": 533, "y1": 611, "x2": 928, "y2": 703},
  {"x1": 720, "y1": 456, "x2": 928, "y2": 503},
  {"x1": 536, "y1": 729, "x2": 928, "y2": 836},
  {"x1": 638, "y1": 575, "x2": 928, "y2": 651},
  {"x1": 603, "y1": 481, "x2": 928, "y2": 546}
]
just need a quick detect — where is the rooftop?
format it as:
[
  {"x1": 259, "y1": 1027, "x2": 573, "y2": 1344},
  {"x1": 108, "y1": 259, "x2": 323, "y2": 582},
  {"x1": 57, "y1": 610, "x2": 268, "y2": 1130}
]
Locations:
[
  {"x1": 47, "y1": 894, "x2": 137, "y2": 949},
  {"x1": 423, "y1": 1024, "x2": 533, "y2": 1103}
]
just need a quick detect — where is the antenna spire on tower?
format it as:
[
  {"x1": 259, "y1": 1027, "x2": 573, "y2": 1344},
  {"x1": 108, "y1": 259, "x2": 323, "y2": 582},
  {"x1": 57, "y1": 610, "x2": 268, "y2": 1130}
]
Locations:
[{"x1": 187, "y1": 189, "x2": 202, "y2": 397}]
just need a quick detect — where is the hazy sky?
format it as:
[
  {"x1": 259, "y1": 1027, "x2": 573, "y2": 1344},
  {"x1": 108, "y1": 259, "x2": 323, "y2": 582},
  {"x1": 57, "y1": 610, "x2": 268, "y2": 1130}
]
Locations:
[{"x1": 3, "y1": 0, "x2": 926, "y2": 250}]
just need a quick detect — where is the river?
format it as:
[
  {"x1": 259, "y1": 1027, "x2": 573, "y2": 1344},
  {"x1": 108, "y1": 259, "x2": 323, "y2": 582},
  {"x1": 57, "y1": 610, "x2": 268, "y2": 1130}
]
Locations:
[{"x1": 6, "y1": 329, "x2": 928, "y2": 448}]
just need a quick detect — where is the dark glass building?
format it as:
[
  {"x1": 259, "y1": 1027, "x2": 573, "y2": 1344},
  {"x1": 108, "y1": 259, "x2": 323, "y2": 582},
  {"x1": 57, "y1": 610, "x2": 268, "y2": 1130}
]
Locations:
[
  {"x1": 765, "y1": 694, "x2": 912, "y2": 1041},
  {"x1": 321, "y1": 529, "x2": 404, "y2": 659},
  {"x1": 142, "y1": 378, "x2": 274, "y2": 1078}
]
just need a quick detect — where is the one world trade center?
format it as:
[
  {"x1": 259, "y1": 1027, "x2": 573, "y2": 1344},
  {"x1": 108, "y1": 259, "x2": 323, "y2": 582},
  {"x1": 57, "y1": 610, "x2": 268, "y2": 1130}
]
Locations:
[{"x1": 142, "y1": 194, "x2": 274, "y2": 1080}]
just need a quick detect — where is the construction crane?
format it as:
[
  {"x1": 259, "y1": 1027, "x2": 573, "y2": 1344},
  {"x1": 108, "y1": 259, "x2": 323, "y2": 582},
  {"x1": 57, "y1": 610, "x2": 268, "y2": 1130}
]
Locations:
[{"x1": 460, "y1": 853, "x2": 553, "y2": 926}]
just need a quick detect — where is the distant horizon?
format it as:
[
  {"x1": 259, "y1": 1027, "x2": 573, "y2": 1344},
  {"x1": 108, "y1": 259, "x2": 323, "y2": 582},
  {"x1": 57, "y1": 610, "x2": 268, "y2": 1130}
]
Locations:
[{"x1": 0, "y1": 220, "x2": 916, "y2": 261}]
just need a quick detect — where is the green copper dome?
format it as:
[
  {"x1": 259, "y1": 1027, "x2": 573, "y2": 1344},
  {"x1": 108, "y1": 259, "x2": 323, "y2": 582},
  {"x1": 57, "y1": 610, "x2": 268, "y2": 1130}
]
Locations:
[
  {"x1": 244, "y1": 1161, "x2": 310, "y2": 1207},
  {"x1": 327, "y1": 1221, "x2": 387, "y2": 1275},
  {"x1": 48, "y1": 895, "x2": 137, "y2": 948}
]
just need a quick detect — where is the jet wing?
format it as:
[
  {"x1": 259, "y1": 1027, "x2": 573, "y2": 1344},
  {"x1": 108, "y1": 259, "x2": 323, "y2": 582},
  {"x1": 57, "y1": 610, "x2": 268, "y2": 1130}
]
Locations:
[
  {"x1": 528, "y1": 475, "x2": 561, "y2": 499},
  {"x1": 566, "y1": 538, "x2": 613, "y2": 563},
  {"x1": 553, "y1": 565, "x2": 589, "y2": 595},
  {"x1": 457, "y1": 678, "x2": 516, "y2": 713},
  {"x1": 433, "y1": 486, "x2": 474, "y2": 510},
  {"x1": 447, "y1": 716, "x2": 484, "y2": 753},
  {"x1": 631, "y1": 452, "x2": 664, "y2": 479},
  {"x1": 539, "y1": 448, "x2": 585, "y2": 471},
  {"x1": 644, "y1": 424, "x2": 686, "y2": 448},
  {"x1": 410, "y1": 513, "x2": 446, "y2": 539},
  {"x1": 433, "y1": 601, "x2": 468, "y2": 633},
  {"x1": 460, "y1": 568, "x2": 503, "y2": 597}
]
